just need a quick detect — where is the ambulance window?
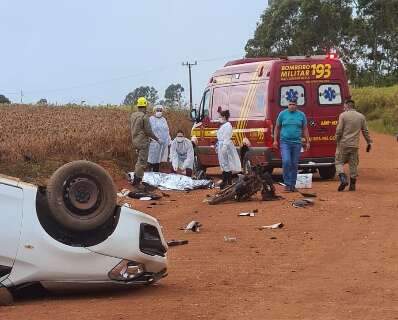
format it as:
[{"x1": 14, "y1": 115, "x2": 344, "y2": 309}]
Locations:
[
  {"x1": 202, "y1": 90, "x2": 211, "y2": 118},
  {"x1": 229, "y1": 82, "x2": 266, "y2": 117},
  {"x1": 318, "y1": 84, "x2": 342, "y2": 105},
  {"x1": 280, "y1": 85, "x2": 305, "y2": 107},
  {"x1": 212, "y1": 86, "x2": 229, "y2": 116}
]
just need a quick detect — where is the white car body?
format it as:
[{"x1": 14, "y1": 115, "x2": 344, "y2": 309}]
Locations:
[{"x1": 0, "y1": 175, "x2": 168, "y2": 291}]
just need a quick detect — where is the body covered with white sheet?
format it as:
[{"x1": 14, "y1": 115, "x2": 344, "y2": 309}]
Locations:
[
  {"x1": 148, "y1": 114, "x2": 171, "y2": 164},
  {"x1": 216, "y1": 122, "x2": 241, "y2": 172},
  {"x1": 170, "y1": 137, "x2": 194, "y2": 171}
]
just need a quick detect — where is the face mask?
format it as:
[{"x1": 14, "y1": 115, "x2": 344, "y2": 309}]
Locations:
[
  {"x1": 176, "y1": 137, "x2": 184, "y2": 143},
  {"x1": 155, "y1": 111, "x2": 163, "y2": 118}
]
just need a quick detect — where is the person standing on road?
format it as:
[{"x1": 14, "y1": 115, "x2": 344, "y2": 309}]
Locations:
[
  {"x1": 170, "y1": 130, "x2": 195, "y2": 177},
  {"x1": 148, "y1": 105, "x2": 171, "y2": 172},
  {"x1": 216, "y1": 109, "x2": 241, "y2": 189},
  {"x1": 335, "y1": 99, "x2": 373, "y2": 191},
  {"x1": 273, "y1": 99, "x2": 310, "y2": 192},
  {"x1": 130, "y1": 97, "x2": 159, "y2": 189}
]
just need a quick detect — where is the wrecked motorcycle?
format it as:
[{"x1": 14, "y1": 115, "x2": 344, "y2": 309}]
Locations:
[{"x1": 208, "y1": 168, "x2": 280, "y2": 205}]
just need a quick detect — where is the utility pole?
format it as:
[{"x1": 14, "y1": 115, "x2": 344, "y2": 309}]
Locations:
[
  {"x1": 20, "y1": 89, "x2": 23, "y2": 104},
  {"x1": 182, "y1": 61, "x2": 197, "y2": 109}
]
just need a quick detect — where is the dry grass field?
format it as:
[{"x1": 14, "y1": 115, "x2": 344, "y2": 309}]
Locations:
[{"x1": 0, "y1": 104, "x2": 191, "y2": 183}]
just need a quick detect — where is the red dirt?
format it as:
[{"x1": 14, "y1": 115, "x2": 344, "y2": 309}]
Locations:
[{"x1": 1, "y1": 132, "x2": 398, "y2": 320}]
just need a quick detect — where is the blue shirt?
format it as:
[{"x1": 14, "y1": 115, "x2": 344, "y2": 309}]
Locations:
[{"x1": 276, "y1": 109, "x2": 307, "y2": 144}]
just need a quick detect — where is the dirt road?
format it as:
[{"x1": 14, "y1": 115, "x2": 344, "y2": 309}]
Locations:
[{"x1": 1, "y1": 132, "x2": 398, "y2": 320}]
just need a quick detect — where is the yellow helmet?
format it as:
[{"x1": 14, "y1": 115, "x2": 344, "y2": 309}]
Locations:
[{"x1": 136, "y1": 97, "x2": 148, "y2": 108}]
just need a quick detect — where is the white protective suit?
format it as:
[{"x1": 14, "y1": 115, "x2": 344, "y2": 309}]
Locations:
[
  {"x1": 148, "y1": 115, "x2": 171, "y2": 164},
  {"x1": 217, "y1": 121, "x2": 241, "y2": 172},
  {"x1": 170, "y1": 137, "x2": 194, "y2": 171}
]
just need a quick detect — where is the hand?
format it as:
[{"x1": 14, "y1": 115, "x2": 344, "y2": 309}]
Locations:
[
  {"x1": 305, "y1": 141, "x2": 310, "y2": 151},
  {"x1": 366, "y1": 144, "x2": 372, "y2": 152},
  {"x1": 273, "y1": 140, "x2": 278, "y2": 149}
]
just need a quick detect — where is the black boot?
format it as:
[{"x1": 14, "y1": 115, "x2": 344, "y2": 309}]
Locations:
[
  {"x1": 220, "y1": 172, "x2": 228, "y2": 190},
  {"x1": 153, "y1": 163, "x2": 160, "y2": 172},
  {"x1": 132, "y1": 176, "x2": 142, "y2": 186},
  {"x1": 226, "y1": 171, "x2": 233, "y2": 186},
  {"x1": 349, "y1": 178, "x2": 356, "y2": 191},
  {"x1": 338, "y1": 173, "x2": 348, "y2": 192}
]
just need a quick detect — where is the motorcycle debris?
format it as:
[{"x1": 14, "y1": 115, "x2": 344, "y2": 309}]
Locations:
[
  {"x1": 258, "y1": 222, "x2": 284, "y2": 230},
  {"x1": 181, "y1": 220, "x2": 202, "y2": 233},
  {"x1": 224, "y1": 236, "x2": 237, "y2": 242},
  {"x1": 239, "y1": 212, "x2": 256, "y2": 217},
  {"x1": 167, "y1": 239, "x2": 189, "y2": 247},
  {"x1": 292, "y1": 198, "x2": 315, "y2": 208},
  {"x1": 299, "y1": 191, "x2": 317, "y2": 198},
  {"x1": 139, "y1": 196, "x2": 152, "y2": 201}
]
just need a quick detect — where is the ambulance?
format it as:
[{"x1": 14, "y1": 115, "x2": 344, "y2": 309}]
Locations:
[{"x1": 190, "y1": 54, "x2": 349, "y2": 179}]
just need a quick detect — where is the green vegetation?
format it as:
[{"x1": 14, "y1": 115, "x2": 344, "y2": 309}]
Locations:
[
  {"x1": 246, "y1": 0, "x2": 398, "y2": 87},
  {"x1": 352, "y1": 85, "x2": 398, "y2": 134}
]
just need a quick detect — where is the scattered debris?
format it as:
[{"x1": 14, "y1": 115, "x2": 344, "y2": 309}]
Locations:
[
  {"x1": 224, "y1": 236, "x2": 237, "y2": 242},
  {"x1": 139, "y1": 197, "x2": 152, "y2": 201},
  {"x1": 239, "y1": 212, "x2": 256, "y2": 217},
  {"x1": 360, "y1": 215, "x2": 371, "y2": 218},
  {"x1": 292, "y1": 198, "x2": 315, "y2": 208},
  {"x1": 167, "y1": 239, "x2": 189, "y2": 247},
  {"x1": 117, "y1": 189, "x2": 131, "y2": 197},
  {"x1": 122, "y1": 203, "x2": 132, "y2": 209},
  {"x1": 161, "y1": 192, "x2": 170, "y2": 198},
  {"x1": 258, "y1": 223, "x2": 284, "y2": 230},
  {"x1": 278, "y1": 182, "x2": 287, "y2": 187},
  {"x1": 270, "y1": 237, "x2": 277, "y2": 240},
  {"x1": 128, "y1": 191, "x2": 161, "y2": 200},
  {"x1": 181, "y1": 220, "x2": 202, "y2": 233},
  {"x1": 299, "y1": 191, "x2": 317, "y2": 198}
]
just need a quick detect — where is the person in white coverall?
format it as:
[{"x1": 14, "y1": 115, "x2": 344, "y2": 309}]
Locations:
[
  {"x1": 170, "y1": 130, "x2": 194, "y2": 177},
  {"x1": 216, "y1": 109, "x2": 241, "y2": 189},
  {"x1": 148, "y1": 105, "x2": 171, "y2": 172}
]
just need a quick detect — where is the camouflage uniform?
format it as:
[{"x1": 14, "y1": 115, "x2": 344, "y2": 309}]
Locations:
[
  {"x1": 335, "y1": 109, "x2": 372, "y2": 178},
  {"x1": 130, "y1": 110, "x2": 158, "y2": 179}
]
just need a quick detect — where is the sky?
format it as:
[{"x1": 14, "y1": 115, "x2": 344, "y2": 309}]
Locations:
[{"x1": 0, "y1": 0, "x2": 268, "y2": 105}]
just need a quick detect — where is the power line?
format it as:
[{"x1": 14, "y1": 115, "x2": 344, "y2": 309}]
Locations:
[{"x1": 1, "y1": 54, "x2": 243, "y2": 100}]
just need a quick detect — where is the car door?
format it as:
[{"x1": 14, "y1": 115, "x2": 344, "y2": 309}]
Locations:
[{"x1": 0, "y1": 183, "x2": 23, "y2": 282}]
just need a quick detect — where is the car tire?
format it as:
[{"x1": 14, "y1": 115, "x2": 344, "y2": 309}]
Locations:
[
  {"x1": 318, "y1": 166, "x2": 336, "y2": 180},
  {"x1": 0, "y1": 287, "x2": 14, "y2": 306},
  {"x1": 46, "y1": 160, "x2": 117, "y2": 232}
]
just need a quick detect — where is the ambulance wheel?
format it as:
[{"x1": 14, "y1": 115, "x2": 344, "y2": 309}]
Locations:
[
  {"x1": 46, "y1": 160, "x2": 117, "y2": 232},
  {"x1": 318, "y1": 166, "x2": 336, "y2": 180}
]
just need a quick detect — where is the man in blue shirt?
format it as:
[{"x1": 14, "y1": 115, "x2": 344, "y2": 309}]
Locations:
[{"x1": 273, "y1": 99, "x2": 310, "y2": 192}]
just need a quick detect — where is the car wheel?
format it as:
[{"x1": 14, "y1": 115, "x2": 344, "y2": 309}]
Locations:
[
  {"x1": 46, "y1": 160, "x2": 117, "y2": 232},
  {"x1": 318, "y1": 166, "x2": 336, "y2": 180},
  {"x1": 0, "y1": 287, "x2": 14, "y2": 306}
]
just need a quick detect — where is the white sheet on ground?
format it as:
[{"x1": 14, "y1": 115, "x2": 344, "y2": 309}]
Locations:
[{"x1": 128, "y1": 172, "x2": 212, "y2": 191}]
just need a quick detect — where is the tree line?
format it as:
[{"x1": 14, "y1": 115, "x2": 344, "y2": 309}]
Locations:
[
  {"x1": 0, "y1": 83, "x2": 185, "y2": 107},
  {"x1": 245, "y1": 0, "x2": 398, "y2": 87}
]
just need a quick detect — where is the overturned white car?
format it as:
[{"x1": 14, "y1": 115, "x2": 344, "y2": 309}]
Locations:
[{"x1": 0, "y1": 161, "x2": 168, "y2": 305}]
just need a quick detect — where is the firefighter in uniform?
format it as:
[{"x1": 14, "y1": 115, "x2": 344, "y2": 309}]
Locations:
[
  {"x1": 130, "y1": 97, "x2": 159, "y2": 189},
  {"x1": 335, "y1": 99, "x2": 372, "y2": 191}
]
